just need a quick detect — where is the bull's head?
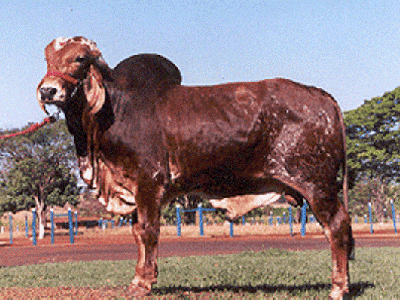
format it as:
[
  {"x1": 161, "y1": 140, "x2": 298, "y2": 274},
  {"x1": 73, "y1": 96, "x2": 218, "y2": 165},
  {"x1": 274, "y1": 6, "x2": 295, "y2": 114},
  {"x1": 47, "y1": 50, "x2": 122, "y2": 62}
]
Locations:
[{"x1": 37, "y1": 36, "x2": 109, "y2": 115}]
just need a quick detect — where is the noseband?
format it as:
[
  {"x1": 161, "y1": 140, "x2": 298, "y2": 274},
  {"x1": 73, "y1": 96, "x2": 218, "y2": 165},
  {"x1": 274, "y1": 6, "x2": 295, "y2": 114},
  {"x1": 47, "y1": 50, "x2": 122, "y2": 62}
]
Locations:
[{"x1": 44, "y1": 70, "x2": 82, "y2": 98}]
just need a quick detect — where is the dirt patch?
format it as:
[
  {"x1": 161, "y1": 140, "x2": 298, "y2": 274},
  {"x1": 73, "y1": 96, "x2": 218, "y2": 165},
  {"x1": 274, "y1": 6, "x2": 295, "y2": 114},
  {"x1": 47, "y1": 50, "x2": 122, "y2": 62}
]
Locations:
[{"x1": 0, "y1": 286, "x2": 134, "y2": 299}]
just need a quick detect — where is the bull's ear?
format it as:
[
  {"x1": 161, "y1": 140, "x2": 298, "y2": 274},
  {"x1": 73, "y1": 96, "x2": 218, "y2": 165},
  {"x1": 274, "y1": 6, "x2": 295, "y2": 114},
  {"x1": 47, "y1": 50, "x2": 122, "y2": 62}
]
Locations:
[{"x1": 84, "y1": 65, "x2": 106, "y2": 114}]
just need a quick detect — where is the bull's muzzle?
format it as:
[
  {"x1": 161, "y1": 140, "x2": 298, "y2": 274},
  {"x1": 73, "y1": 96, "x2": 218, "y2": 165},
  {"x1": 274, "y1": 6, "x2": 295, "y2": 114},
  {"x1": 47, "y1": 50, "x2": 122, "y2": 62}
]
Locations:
[{"x1": 39, "y1": 87, "x2": 58, "y2": 102}]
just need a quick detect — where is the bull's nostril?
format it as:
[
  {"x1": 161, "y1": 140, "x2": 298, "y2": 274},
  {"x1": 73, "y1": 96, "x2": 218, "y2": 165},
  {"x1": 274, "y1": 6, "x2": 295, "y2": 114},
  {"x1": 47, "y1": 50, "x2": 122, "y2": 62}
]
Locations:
[
  {"x1": 49, "y1": 88, "x2": 57, "y2": 95},
  {"x1": 40, "y1": 87, "x2": 57, "y2": 100}
]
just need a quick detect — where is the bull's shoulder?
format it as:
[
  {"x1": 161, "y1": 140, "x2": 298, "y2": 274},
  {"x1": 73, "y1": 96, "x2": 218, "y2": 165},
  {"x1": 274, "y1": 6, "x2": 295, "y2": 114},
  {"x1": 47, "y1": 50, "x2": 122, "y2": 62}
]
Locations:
[{"x1": 112, "y1": 54, "x2": 182, "y2": 94}]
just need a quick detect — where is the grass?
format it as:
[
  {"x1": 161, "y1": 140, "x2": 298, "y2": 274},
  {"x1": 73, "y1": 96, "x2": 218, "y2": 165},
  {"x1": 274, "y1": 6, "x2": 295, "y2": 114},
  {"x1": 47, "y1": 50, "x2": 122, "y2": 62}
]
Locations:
[{"x1": 0, "y1": 248, "x2": 399, "y2": 298}]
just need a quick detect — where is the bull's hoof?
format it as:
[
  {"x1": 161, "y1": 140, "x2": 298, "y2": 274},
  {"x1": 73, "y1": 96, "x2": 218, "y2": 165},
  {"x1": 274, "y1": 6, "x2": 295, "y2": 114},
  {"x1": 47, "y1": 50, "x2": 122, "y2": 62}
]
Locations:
[
  {"x1": 127, "y1": 284, "x2": 151, "y2": 298},
  {"x1": 329, "y1": 294, "x2": 351, "y2": 300},
  {"x1": 329, "y1": 286, "x2": 350, "y2": 300}
]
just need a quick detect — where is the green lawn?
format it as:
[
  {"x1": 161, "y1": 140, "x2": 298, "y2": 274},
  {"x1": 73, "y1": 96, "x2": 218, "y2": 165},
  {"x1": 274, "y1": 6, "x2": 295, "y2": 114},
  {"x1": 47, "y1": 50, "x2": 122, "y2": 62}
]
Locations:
[{"x1": 0, "y1": 248, "x2": 398, "y2": 299}]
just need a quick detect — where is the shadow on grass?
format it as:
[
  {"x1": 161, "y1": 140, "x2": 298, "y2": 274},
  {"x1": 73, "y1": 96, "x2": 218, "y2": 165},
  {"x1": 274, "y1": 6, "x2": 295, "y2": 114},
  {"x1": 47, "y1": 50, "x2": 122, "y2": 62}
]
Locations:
[{"x1": 153, "y1": 281, "x2": 374, "y2": 297}]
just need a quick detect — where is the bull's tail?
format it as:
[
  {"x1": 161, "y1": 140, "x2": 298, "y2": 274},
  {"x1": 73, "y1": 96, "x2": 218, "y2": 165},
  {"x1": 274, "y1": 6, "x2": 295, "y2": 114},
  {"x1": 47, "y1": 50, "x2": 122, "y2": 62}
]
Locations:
[
  {"x1": 343, "y1": 147, "x2": 349, "y2": 212},
  {"x1": 340, "y1": 110, "x2": 349, "y2": 212}
]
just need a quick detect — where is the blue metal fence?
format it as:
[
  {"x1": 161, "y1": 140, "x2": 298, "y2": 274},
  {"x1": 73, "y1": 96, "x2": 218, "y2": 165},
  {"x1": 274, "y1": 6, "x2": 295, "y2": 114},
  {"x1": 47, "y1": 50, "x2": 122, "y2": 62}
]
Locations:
[
  {"x1": 391, "y1": 200, "x2": 397, "y2": 234},
  {"x1": 175, "y1": 201, "x2": 312, "y2": 238},
  {"x1": 173, "y1": 199, "x2": 400, "y2": 237},
  {"x1": 2, "y1": 199, "x2": 398, "y2": 245}
]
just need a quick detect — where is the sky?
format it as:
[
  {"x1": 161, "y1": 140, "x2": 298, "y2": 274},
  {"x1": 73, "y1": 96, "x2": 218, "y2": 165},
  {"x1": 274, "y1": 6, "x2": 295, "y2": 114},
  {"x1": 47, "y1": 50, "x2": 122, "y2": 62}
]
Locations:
[{"x1": 1, "y1": 0, "x2": 400, "y2": 129}]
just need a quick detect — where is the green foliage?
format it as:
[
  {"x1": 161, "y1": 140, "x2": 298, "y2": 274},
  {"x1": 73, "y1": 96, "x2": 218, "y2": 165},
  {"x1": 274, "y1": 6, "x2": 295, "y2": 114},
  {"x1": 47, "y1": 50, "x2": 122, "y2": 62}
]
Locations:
[
  {"x1": 0, "y1": 120, "x2": 80, "y2": 213},
  {"x1": 349, "y1": 178, "x2": 400, "y2": 220},
  {"x1": 4, "y1": 158, "x2": 79, "y2": 212},
  {"x1": 344, "y1": 88, "x2": 400, "y2": 185},
  {"x1": 161, "y1": 202, "x2": 177, "y2": 225},
  {"x1": 76, "y1": 189, "x2": 111, "y2": 218},
  {"x1": 345, "y1": 87, "x2": 400, "y2": 215}
]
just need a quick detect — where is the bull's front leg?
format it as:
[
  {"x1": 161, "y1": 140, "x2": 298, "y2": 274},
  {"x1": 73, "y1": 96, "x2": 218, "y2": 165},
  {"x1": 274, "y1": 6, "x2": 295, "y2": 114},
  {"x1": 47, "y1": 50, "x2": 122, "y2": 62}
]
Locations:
[{"x1": 129, "y1": 184, "x2": 162, "y2": 297}]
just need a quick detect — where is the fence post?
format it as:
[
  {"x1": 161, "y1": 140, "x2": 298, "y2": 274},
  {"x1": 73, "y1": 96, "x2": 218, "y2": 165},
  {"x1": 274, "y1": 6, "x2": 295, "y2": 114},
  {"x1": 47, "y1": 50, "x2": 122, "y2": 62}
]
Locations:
[
  {"x1": 100, "y1": 218, "x2": 104, "y2": 230},
  {"x1": 268, "y1": 212, "x2": 273, "y2": 226},
  {"x1": 198, "y1": 204, "x2": 204, "y2": 236},
  {"x1": 391, "y1": 200, "x2": 397, "y2": 234},
  {"x1": 32, "y1": 208, "x2": 37, "y2": 246},
  {"x1": 50, "y1": 209, "x2": 54, "y2": 244},
  {"x1": 288, "y1": 206, "x2": 293, "y2": 236},
  {"x1": 9, "y1": 212, "x2": 13, "y2": 245},
  {"x1": 68, "y1": 208, "x2": 74, "y2": 244},
  {"x1": 74, "y1": 211, "x2": 78, "y2": 236},
  {"x1": 25, "y1": 214, "x2": 29, "y2": 238},
  {"x1": 176, "y1": 205, "x2": 181, "y2": 237},
  {"x1": 368, "y1": 202, "x2": 373, "y2": 234},
  {"x1": 229, "y1": 221, "x2": 233, "y2": 237},
  {"x1": 301, "y1": 200, "x2": 307, "y2": 237}
]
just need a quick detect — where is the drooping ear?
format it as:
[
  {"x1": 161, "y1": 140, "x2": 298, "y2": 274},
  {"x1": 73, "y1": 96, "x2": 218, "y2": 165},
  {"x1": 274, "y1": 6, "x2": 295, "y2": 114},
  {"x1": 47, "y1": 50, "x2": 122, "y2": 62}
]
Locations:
[{"x1": 84, "y1": 65, "x2": 106, "y2": 114}]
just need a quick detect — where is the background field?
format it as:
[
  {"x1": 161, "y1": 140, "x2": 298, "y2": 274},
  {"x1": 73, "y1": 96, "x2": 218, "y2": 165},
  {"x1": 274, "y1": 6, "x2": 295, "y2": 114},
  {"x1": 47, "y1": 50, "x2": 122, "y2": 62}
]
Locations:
[{"x1": 0, "y1": 247, "x2": 398, "y2": 299}]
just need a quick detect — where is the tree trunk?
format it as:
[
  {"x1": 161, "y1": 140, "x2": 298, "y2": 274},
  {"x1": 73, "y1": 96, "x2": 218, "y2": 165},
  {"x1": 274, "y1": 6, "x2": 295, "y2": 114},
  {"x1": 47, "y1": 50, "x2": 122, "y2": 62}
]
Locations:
[
  {"x1": 372, "y1": 179, "x2": 386, "y2": 223},
  {"x1": 38, "y1": 209, "x2": 47, "y2": 239},
  {"x1": 34, "y1": 196, "x2": 47, "y2": 239}
]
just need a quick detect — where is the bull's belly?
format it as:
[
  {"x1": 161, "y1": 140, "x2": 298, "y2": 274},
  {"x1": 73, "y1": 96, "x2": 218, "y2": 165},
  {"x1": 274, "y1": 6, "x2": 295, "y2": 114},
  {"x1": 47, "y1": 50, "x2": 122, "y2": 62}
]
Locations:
[
  {"x1": 166, "y1": 172, "x2": 303, "y2": 220},
  {"x1": 209, "y1": 193, "x2": 281, "y2": 220}
]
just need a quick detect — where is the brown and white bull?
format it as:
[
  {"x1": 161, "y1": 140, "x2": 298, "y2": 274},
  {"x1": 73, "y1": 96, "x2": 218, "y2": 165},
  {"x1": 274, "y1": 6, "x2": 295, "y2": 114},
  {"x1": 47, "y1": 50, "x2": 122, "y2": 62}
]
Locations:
[{"x1": 37, "y1": 36, "x2": 354, "y2": 299}]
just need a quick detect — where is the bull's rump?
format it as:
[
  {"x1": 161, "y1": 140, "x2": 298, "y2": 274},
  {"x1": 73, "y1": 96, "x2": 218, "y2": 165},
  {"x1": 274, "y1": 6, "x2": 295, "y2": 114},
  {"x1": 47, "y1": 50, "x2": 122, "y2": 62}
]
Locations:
[{"x1": 158, "y1": 78, "x2": 344, "y2": 196}]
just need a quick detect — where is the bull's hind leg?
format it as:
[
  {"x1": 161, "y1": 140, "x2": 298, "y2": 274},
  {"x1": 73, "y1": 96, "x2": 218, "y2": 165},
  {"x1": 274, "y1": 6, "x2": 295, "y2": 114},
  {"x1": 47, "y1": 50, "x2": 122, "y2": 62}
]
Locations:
[{"x1": 307, "y1": 193, "x2": 354, "y2": 300}]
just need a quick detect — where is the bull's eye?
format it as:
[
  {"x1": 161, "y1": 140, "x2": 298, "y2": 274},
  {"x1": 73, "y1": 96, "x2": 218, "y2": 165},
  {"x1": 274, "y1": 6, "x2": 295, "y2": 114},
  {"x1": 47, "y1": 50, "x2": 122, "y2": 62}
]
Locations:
[{"x1": 75, "y1": 56, "x2": 86, "y2": 63}]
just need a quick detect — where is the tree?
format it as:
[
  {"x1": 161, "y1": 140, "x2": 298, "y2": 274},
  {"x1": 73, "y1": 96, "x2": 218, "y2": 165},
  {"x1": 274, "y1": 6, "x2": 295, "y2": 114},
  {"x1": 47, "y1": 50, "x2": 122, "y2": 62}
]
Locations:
[
  {"x1": 0, "y1": 120, "x2": 80, "y2": 238},
  {"x1": 348, "y1": 178, "x2": 400, "y2": 222},
  {"x1": 77, "y1": 188, "x2": 110, "y2": 218},
  {"x1": 345, "y1": 87, "x2": 400, "y2": 186}
]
